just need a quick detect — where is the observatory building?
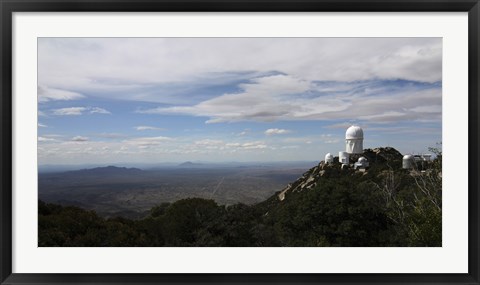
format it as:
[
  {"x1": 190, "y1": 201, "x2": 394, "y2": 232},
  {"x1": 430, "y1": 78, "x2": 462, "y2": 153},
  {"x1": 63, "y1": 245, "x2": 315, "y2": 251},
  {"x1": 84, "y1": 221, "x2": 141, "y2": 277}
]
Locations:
[
  {"x1": 324, "y1": 125, "x2": 366, "y2": 166},
  {"x1": 354, "y1": 156, "x2": 369, "y2": 170},
  {"x1": 339, "y1": 151, "x2": 349, "y2": 164},
  {"x1": 346, "y1": 125, "x2": 364, "y2": 154},
  {"x1": 325, "y1": 153, "x2": 334, "y2": 164},
  {"x1": 403, "y1": 154, "x2": 415, "y2": 169}
]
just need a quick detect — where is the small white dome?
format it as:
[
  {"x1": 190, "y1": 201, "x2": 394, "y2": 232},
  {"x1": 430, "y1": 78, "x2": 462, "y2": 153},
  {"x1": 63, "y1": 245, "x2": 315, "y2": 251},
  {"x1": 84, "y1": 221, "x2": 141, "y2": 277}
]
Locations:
[
  {"x1": 403, "y1": 154, "x2": 414, "y2": 160},
  {"x1": 358, "y1": 157, "x2": 367, "y2": 163},
  {"x1": 325, "y1": 153, "x2": 334, "y2": 163},
  {"x1": 346, "y1": 125, "x2": 364, "y2": 140},
  {"x1": 403, "y1": 154, "x2": 415, "y2": 169}
]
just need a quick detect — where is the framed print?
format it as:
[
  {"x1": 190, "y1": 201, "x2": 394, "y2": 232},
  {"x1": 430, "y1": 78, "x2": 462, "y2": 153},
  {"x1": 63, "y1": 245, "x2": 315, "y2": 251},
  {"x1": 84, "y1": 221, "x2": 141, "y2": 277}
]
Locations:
[{"x1": 1, "y1": 0, "x2": 479, "y2": 284}]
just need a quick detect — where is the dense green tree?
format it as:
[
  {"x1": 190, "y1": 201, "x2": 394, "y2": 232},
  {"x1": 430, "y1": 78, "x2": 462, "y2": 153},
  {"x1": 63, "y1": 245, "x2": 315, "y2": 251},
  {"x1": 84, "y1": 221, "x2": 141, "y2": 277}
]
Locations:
[{"x1": 158, "y1": 198, "x2": 226, "y2": 246}]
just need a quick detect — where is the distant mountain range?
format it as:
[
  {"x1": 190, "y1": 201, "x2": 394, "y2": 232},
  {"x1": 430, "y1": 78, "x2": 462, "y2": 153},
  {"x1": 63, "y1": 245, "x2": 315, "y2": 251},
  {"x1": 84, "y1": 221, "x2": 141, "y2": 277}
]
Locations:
[
  {"x1": 63, "y1": 165, "x2": 144, "y2": 176},
  {"x1": 39, "y1": 161, "x2": 319, "y2": 173},
  {"x1": 177, "y1": 161, "x2": 204, "y2": 167}
]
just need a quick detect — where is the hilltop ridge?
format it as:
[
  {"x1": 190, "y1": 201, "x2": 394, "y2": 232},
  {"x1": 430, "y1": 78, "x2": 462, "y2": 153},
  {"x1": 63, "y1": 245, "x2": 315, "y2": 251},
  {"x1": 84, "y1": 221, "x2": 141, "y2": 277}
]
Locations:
[{"x1": 278, "y1": 147, "x2": 403, "y2": 201}]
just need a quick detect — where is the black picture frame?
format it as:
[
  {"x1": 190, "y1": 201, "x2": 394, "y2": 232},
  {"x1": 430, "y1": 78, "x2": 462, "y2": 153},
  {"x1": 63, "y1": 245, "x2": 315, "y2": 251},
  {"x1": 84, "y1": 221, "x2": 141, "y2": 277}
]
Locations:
[{"x1": 1, "y1": 0, "x2": 479, "y2": 284}]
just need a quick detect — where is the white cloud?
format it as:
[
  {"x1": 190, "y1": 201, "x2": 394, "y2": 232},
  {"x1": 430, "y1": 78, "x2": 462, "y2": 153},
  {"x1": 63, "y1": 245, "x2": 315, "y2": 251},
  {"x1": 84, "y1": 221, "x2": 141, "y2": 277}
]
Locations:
[
  {"x1": 359, "y1": 111, "x2": 407, "y2": 121},
  {"x1": 265, "y1": 128, "x2": 291, "y2": 136},
  {"x1": 38, "y1": 86, "x2": 84, "y2": 103},
  {"x1": 323, "y1": 139, "x2": 340, "y2": 144},
  {"x1": 140, "y1": 74, "x2": 441, "y2": 125},
  {"x1": 237, "y1": 131, "x2": 248, "y2": 136},
  {"x1": 90, "y1": 107, "x2": 111, "y2": 114},
  {"x1": 140, "y1": 74, "x2": 331, "y2": 123},
  {"x1": 240, "y1": 74, "x2": 311, "y2": 96},
  {"x1": 135, "y1": 126, "x2": 164, "y2": 131},
  {"x1": 240, "y1": 142, "x2": 268, "y2": 150},
  {"x1": 367, "y1": 126, "x2": 441, "y2": 135},
  {"x1": 318, "y1": 134, "x2": 339, "y2": 144},
  {"x1": 39, "y1": 38, "x2": 441, "y2": 84},
  {"x1": 42, "y1": 134, "x2": 64, "y2": 138},
  {"x1": 124, "y1": 136, "x2": 174, "y2": 147},
  {"x1": 326, "y1": 122, "x2": 355, "y2": 129},
  {"x1": 52, "y1": 107, "x2": 87, "y2": 116},
  {"x1": 38, "y1": 136, "x2": 56, "y2": 142},
  {"x1": 71, "y1": 136, "x2": 89, "y2": 142},
  {"x1": 52, "y1": 106, "x2": 111, "y2": 116},
  {"x1": 187, "y1": 139, "x2": 269, "y2": 151},
  {"x1": 409, "y1": 105, "x2": 442, "y2": 113},
  {"x1": 38, "y1": 38, "x2": 442, "y2": 105},
  {"x1": 38, "y1": 123, "x2": 48, "y2": 128},
  {"x1": 194, "y1": 139, "x2": 224, "y2": 146}
]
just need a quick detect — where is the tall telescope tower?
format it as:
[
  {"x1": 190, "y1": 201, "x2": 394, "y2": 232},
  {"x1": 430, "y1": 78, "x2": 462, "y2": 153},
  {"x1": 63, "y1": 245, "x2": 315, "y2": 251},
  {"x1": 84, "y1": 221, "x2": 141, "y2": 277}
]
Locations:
[{"x1": 346, "y1": 125, "x2": 364, "y2": 154}]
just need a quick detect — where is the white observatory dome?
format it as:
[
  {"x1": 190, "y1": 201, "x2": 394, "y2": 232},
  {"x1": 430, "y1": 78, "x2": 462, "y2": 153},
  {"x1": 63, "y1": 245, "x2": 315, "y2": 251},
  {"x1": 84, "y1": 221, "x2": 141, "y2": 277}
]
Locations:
[
  {"x1": 346, "y1": 125, "x2": 364, "y2": 140},
  {"x1": 403, "y1": 154, "x2": 415, "y2": 169},
  {"x1": 345, "y1": 125, "x2": 364, "y2": 154},
  {"x1": 354, "y1": 156, "x2": 369, "y2": 169},
  {"x1": 325, "y1": 153, "x2": 334, "y2": 163},
  {"x1": 403, "y1": 154, "x2": 414, "y2": 160}
]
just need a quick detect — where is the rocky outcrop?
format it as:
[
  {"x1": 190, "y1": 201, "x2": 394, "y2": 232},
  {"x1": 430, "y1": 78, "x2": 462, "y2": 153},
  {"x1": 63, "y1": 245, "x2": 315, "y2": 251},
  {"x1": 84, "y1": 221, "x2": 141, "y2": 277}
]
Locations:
[{"x1": 278, "y1": 161, "x2": 329, "y2": 201}]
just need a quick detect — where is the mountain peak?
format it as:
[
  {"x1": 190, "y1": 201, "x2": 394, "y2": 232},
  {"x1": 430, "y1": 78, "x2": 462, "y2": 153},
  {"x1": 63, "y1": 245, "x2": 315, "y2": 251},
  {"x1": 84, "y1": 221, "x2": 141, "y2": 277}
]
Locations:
[{"x1": 178, "y1": 161, "x2": 203, "y2": 167}]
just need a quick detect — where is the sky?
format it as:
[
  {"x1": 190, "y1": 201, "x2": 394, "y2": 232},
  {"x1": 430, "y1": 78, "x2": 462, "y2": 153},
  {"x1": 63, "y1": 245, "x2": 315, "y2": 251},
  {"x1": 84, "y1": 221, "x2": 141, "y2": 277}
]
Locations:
[{"x1": 37, "y1": 38, "x2": 442, "y2": 165}]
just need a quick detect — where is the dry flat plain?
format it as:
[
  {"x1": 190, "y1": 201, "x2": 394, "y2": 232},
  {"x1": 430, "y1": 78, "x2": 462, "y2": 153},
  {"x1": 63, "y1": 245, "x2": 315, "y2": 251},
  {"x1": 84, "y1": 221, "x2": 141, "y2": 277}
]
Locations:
[{"x1": 38, "y1": 163, "x2": 312, "y2": 219}]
